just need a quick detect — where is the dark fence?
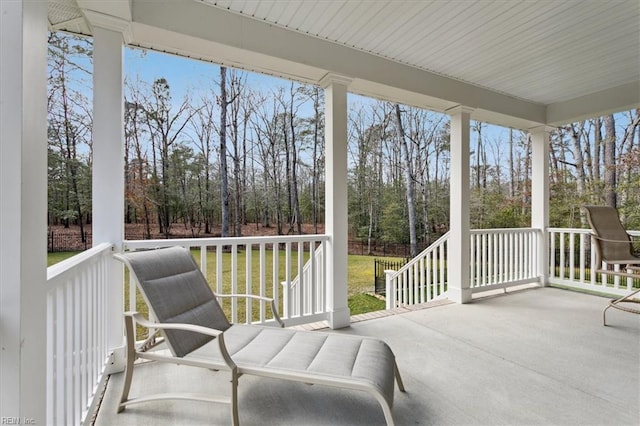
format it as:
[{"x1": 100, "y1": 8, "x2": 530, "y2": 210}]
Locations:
[
  {"x1": 48, "y1": 230, "x2": 92, "y2": 252},
  {"x1": 373, "y1": 258, "x2": 409, "y2": 294}
]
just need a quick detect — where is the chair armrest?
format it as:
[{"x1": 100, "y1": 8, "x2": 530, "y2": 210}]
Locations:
[
  {"x1": 124, "y1": 312, "x2": 237, "y2": 370},
  {"x1": 127, "y1": 311, "x2": 225, "y2": 338},
  {"x1": 214, "y1": 294, "x2": 285, "y2": 327},
  {"x1": 590, "y1": 234, "x2": 635, "y2": 244}
]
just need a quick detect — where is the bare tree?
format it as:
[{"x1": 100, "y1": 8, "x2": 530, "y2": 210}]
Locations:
[
  {"x1": 604, "y1": 114, "x2": 617, "y2": 207},
  {"x1": 253, "y1": 96, "x2": 286, "y2": 234},
  {"x1": 219, "y1": 67, "x2": 231, "y2": 237},
  {"x1": 190, "y1": 89, "x2": 218, "y2": 234},
  {"x1": 301, "y1": 86, "x2": 324, "y2": 232},
  {"x1": 141, "y1": 78, "x2": 195, "y2": 237},
  {"x1": 228, "y1": 70, "x2": 249, "y2": 236},
  {"x1": 394, "y1": 104, "x2": 418, "y2": 257},
  {"x1": 124, "y1": 82, "x2": 153, "y2": 238}
]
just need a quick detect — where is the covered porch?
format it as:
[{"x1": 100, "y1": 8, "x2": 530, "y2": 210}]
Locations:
[
  {"x1": 2, "y1": 0, "x2": 639, "y2": 424},
  {"x1": 95, "y1": 286, "x2": 640, "y2": 425}
]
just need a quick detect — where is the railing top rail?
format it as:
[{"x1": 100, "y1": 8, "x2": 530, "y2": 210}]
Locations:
[
  {"x1": 124, "y1": 234, "x2": 329, "y2": 250},
  {"x1": 547, "y1": 227, "x2": 591, "y2": 233},
  {"x1": 470, "y1": 227, "x2": 541, "y2": 235},
  {"x1": 47, "y1": 242, "x2": 113, "y2": 287}
]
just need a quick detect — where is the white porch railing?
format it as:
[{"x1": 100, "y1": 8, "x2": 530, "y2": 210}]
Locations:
[
  {"x1": 46, "y1": 242, "x2": 114, "y2": 426},
  {"x1": 124, "y1": 234, "x2": 330, "y2": 327},
  {"x1": 470, "y1": 228, "x2": 541, "y2": 292},
  {"x1": 385, "y1": 232, "x2": 450, "y2": 309},
  {"x1": 548, "y1": 227, "x2": 640, "y2": 297},
  {"x1": 386, "y1": 228, "x2": 542, "y2": 308},
  {"x1": 281, "y1": 244, "x2": 325, "y2": 320}
]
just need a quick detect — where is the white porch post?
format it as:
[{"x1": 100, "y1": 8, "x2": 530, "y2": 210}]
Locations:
[
  {"x1": 0, "y1": 0, "x2": 48, "y2": 422},
  {"x1": 90, "y1": 21, "x2": 130, "y2": 371},
  {"x1": 320, "y1": 73, "x2": 351, "y2": 329},
  {"x1": 447, "y1": 106, "x2": 474, "y2": 303},
  {"x1": 530, "y1": 126, "x2": 552, "y2": 287}
]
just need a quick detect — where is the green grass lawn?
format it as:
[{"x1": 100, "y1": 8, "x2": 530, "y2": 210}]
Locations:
[
  {"x1": 48, "y1": 250, "x2": 400, "y2": 318},
  {"x1": 48, "y1": 251, "x2": 80, "y2": 266}
]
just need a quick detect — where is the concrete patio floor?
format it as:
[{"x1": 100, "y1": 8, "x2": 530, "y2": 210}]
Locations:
[{"x1": 94, "y1": 287, "x2": 640, "y2": 425}]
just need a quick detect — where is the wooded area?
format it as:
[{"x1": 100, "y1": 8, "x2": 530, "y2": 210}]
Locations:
[{"x1": 47, "y1": 33, "x2": 640, "y2": 253}]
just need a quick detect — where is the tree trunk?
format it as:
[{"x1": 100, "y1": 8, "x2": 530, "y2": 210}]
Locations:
[
  {"x1": 288, "y1": 84, "x2": 302, "y2": 235},
  {"x1": 603, "y1": 114, "x2": 617, "y2": 208},
  {"x1": 509, "y1": 128, "x2": 515, "y2": 198},
  {"x1": 220, "y1": 67, "x2": 230, "y2": 237},
  {"x1": 569, "y1": 123, "x2": 586, "y2": 197},
  {"x1": 394, "y1": 104, "x2": 418, "y2": 258}
]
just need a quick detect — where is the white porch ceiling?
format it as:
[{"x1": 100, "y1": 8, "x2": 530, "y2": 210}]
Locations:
[{"x1": 48, "y1": 0, "x2": 640, "y2": 129}]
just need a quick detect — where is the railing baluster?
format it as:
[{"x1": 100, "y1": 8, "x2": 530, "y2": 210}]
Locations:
[
  {"x1": 273, "y1": 243, "x2": 280, "y2": 317},
  {"x1": 200, "y1": 245, "x2": 207, "y2": 277},
  {"x1": 310, "y1": 241, "x2": 316, "y2": 314},
  {"x1": 216, "y1": 246, "x2": 223, "y2": 295},
  {"x1": 246, "y1": 244, "x2": 252, "y2": 324},
  {"x1": 559, "y1": 232, "x2": 566, "y2": 279},
  {"x1": 569, "y1": 231, "x2": 575, "y2": 282},
  {"x1": 285, "y1": 242, "x2": 292, "y2": 317},
  {"x1": 549, "y1": 231, "x2": 556, "y2": 279},
  {"x1": 298, "y1": 242, "x2": 304, "y2": 315},
  {"x1": 231, "y1": 244, "x2": 238, "y2": 323},
  {"x1": 491, "y1": 232, "x2": 496, "y2": 283},
  {"x1": 408, "y1": 264, "x2": 414, "y2": 304},
  {"x1": 439, "y1": 242, "x2": 446, "y2": 295},
  {"x1": 260, "y1": 243, "x2": 266, "y2": 322},
  {"x1": 426, "y1": 253, "x2": 432, "y2": 300},
  {"x1": 419, "y1": 257, "x2": 425, "y2": 303}
]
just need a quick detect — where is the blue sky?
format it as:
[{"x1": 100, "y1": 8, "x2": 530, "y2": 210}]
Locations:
[{"x1": 125, "y1": 47, "x2": 292, "y2": 98}]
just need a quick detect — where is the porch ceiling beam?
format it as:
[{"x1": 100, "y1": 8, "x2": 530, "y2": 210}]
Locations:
[
  {"x1": 49, "y1": 16, "x2": 86, "y2": 32},
  {"x1": 128, "y1": 0, "x2": 547, "y2": 128},
  {"x1": 547, "y1": 81, "x2": 640, "y2": 126},
  {"x1": 77, "y1": 0, "x2": 132, "y2": 22}
]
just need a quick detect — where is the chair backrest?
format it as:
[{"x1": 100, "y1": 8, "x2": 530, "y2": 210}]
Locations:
[
  {"x1": 583, "y1": 205, "x2": 635, "y2": 263},
  {"x1": 117, "y1": 246, "x2": 231, "y2": 357}
]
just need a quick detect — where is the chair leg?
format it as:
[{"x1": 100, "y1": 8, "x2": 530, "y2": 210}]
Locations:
[
  {"x1": 394, "y1": 362, "x2": 405, "y2": 392},
  {"x1": 603, "y1": 304, "x2": 610, "y2": 326},
  {"x1": 118, "y1": 315, "x2": 137, "y2": 412},
  {"x1": 230, "y1": 368, "x2": 239, "y2": 426},
  {"x1": 603, "y1": 287, "x2": 640, "y2": 326}
]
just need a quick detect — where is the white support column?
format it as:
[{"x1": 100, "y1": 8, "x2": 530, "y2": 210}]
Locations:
[
  {"x1": 91, "y1": 22, "x2": 129, "y2": 371},
  {"x1": 0, "y1": 0, "x2": 48, "y2": 422},
  {"x1": 320, "y1": 73, "x2": 352, "y2": 329},
  {"x1": 530, "y1": 126, "x2": 553, "y2": 287},
  {"x1": 447, "y1": 106, "x2": 474, "y2": 303}
]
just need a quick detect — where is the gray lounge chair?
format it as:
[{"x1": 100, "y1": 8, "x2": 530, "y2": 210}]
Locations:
[
  {"x1": 583, "y1": 205, "x2": 640, "y2": 325},
  {"x1": 114, "y1": 246, "x2": 405, "y2": 425}
]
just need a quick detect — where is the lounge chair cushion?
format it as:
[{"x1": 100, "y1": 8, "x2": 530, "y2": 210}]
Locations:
[{"x1": 191, "y1": 324, "x2": 396, "y2": 407}]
